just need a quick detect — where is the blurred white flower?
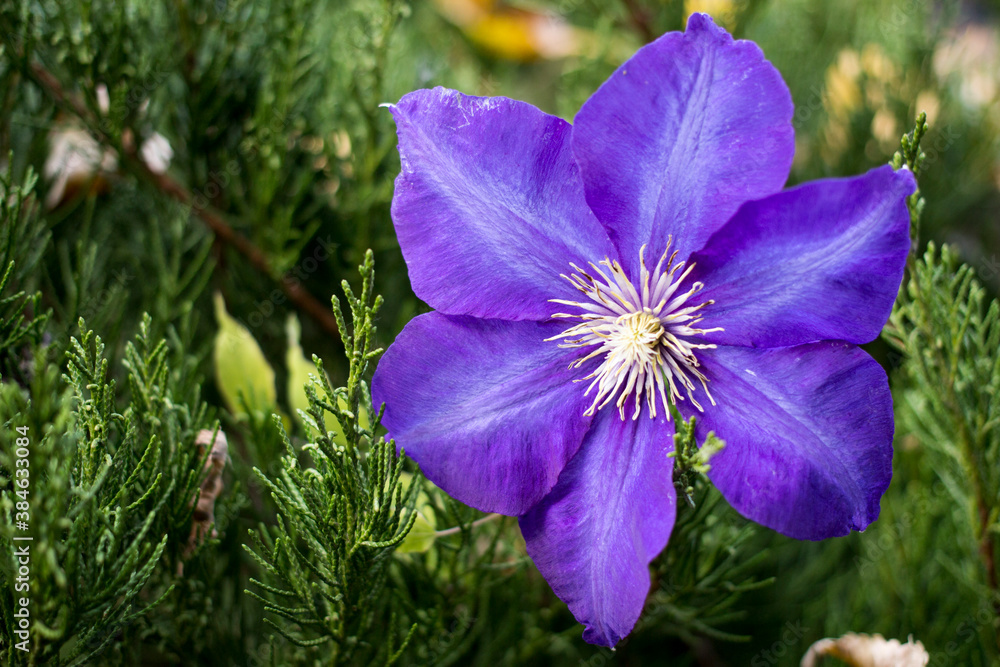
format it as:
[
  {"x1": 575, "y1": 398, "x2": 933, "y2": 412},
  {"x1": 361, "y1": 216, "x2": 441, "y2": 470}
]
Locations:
[
  {"x1": 44, "y1": 125, "x2": 116, "y2": 209},
  {"x1": 801, "y1": 632, "x2": 929, "y2": 667},
  {"x1": 44, "y1": 83, "x2": 173, "y2": 208},
  {"x1": 140, "y1": 132, "x2": 173, "y2": 175}
]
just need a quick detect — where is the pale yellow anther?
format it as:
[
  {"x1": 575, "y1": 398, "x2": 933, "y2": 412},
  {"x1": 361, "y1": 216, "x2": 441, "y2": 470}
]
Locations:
[{"x1": 547, "y1": 238, "x2": 721, "y2": 421}]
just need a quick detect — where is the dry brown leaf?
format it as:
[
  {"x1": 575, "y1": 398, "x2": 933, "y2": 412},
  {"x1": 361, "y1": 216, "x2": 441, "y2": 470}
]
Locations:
[{"x1": 181, "y1": 429, "x2": 229, "y2": 569}]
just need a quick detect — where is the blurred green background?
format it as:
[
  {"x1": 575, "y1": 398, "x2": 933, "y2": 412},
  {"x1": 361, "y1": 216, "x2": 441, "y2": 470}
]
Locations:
[{"x1": 1, "y1": 0, "x2": 999, "y2": 665}]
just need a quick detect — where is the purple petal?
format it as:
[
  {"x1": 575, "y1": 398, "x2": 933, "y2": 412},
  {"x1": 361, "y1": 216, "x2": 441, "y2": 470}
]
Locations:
[
  {"x1": 693, "y1": 343, "x2": 893, "y2": 540},
  {"x1": 690, "y1": 166, "x2": 916, "y2": 348},
  {"x1": 571, "y1": 13, "x2": 794, "y2": 276},
  {"x1": 389, "y1": 88, "x2": 615, "y2": 321},
  {"x1": 372, "y1": 312, "x2": 596, "y2": 516},
  {"x1": 519, "y1": 410, "x2": 676, "y2": 647}
]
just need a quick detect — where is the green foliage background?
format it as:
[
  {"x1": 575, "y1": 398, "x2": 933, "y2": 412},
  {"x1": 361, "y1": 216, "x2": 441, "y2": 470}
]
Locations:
[{"x1": 1, "y1": 0, "x2": 999, "y2": 665}]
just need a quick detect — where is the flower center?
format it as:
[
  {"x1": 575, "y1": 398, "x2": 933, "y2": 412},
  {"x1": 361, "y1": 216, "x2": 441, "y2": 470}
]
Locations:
[{"x1": 547, "y1": 238, "x2": 722, "y2": 421}]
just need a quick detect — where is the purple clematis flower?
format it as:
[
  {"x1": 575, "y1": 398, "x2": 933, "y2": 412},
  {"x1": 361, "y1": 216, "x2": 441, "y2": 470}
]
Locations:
[{"x1": 372, "y1": 13, "x2": 915, "y2": 647}]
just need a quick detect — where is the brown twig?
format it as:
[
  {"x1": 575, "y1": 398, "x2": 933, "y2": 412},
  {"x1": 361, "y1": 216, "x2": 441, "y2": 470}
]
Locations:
[
  {"x1": 620, "y1": 0, "x2": 657, "y2": 43},
  {"x1": 135, "y1": 164, "x2": 341, "y2": 338},
  {"x1": 26, "y1": 60, "x2": 341, "y2": 338}
]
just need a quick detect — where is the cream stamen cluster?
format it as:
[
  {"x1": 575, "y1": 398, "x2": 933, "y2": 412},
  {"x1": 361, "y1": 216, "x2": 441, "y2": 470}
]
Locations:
[{"x1": 548, "y1": 239, "x2": 722, "y2": 420}]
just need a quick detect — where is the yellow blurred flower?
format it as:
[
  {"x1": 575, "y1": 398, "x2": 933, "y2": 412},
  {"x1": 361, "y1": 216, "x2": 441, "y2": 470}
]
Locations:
[
  {"x1": 821, "y1": 44, "x2": 906, "y2": 164},
  {"x1": 684, "y1": 0, "x2": 737, "y2": 30},
  {"x1": 434, "y1": 0, "x2": 582, "y2": 61},
  {"x1": 861, "y1": 43, "x2": 897, "y2": 82},
  {"x1": 825, "y1": 49, "x2": 862, "y2": 119},
  {"x1": 870, "y1": 108, "x2": 899, "y2": 150},
  {"x1": 914, "y1": 89, "x2": 940, "y2": 126}
]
